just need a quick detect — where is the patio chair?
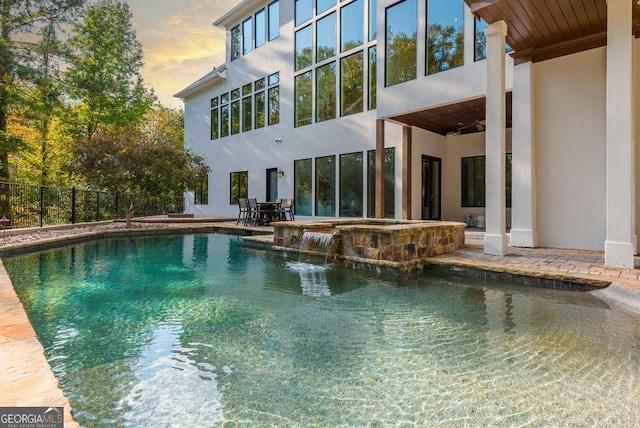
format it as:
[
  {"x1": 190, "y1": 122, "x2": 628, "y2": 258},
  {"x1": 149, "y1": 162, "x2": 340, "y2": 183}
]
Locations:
[
  {"x1": 279, "y1": 198, "x2": 295, "y2": 221},
  {"x1": 246, "y1": 198, "x2": 263, "y2": 225},
  {"x1": 236, "y1": 198, "x2": 250, "y2": 225}
]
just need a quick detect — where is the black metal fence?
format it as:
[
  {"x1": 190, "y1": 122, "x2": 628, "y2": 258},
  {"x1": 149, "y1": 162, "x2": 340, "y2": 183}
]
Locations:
[{"x1": 0, "y1": 182, "x2": 184, "y2": 229}]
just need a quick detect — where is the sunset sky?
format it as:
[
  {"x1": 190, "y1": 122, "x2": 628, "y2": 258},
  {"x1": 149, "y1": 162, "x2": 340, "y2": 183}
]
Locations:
[{"x1": 126, "y1": 0, "x2": 239, "y2": 109}]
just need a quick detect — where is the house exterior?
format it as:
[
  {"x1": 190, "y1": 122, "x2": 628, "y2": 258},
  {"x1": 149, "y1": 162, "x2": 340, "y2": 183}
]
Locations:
[{"x1": 175, "y1": 0, "x2": 640, "y2": 268}]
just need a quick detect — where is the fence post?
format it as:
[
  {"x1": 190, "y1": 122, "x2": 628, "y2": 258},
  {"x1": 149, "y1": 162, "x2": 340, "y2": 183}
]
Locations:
[
  {"x1": 115, "y1": 191, "x2": 119, "y2": 219},
  {"x1": 39, "y1": 186, "x2": 44, "y2": 227},
  {"x1": 71, "y1": 186, "x2": 76, "y2": 224},
  {"x1": 96, "y1": 191, "x2": 100, "y2": 222}
]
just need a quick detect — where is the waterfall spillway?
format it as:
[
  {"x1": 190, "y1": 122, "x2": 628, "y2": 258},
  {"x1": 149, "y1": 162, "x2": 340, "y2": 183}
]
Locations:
[{"x1": 301, "y1": 231, "x2": 335, "y2": 253}]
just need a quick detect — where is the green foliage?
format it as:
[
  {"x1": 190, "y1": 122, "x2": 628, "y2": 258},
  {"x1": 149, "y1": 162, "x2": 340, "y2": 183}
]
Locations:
[
  {"x1": 66, "y1": 0, "x2": 154, "y2": 138},
  {"x1": 71, "y1": 125, "x2": 209, "y2": 224},
  {"x1": 0, "y1": 0, "x2": 86, "y2": 180}
]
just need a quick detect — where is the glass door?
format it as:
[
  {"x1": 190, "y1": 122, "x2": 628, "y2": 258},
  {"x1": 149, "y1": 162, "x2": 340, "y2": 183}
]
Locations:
[
  {"x1": 266, "y1": 168, "x2": 278, "y2": 202},
  {"x1": 421, "y1": 155, "x2": 441, "y2": 220}
]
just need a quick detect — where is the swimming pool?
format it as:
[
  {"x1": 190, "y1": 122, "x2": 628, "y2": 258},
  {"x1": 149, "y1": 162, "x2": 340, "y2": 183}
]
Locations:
[{"x1": 4, "y1": 233, "x2": 640, "y2": 426}]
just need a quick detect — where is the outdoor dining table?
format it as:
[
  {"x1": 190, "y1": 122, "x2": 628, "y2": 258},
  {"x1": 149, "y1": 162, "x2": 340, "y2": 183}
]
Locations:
[{"x1": 257, "y1": 201, "x2": 281, "y2": 225}]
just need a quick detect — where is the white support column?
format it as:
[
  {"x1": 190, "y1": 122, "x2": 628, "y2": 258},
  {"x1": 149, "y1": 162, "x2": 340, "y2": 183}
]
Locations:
[
  {"x1": 483, "y1": 21, "x2": 508, "y2": 256},
  {"x1": 510, "y1": 60, "x2": 537, "y2": 248},
  {"x1": 605, "y1": 0, "x2": 635, "y2": 268}
]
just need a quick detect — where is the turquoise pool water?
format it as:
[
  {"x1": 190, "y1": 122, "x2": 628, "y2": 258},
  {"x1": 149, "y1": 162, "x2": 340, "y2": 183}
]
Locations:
[{"x1": 4, "y1": 233, "x2": 640, "y2": 427}]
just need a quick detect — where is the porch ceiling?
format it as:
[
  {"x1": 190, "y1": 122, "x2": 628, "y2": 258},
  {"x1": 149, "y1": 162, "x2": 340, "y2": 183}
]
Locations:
[
  {"x1": 388, "y1": 93, "x2": 512, "y2": 136},
  {"x1": 466, "y1": 0, "x2": 640, "y2": 64}
]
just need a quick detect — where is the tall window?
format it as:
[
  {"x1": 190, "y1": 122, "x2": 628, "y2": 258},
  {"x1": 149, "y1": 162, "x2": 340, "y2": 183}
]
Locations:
[
  {"x1": 368, "y1": 46, "x2": 377, "y2": 110},
  {"x1": 294, "y1": 158, "x2": 313, "y2": 215},
  {"x1": 315, "y1": 155, "x2": 336, "y2": 216},
  {"x1": 341, "y1": 0, "x2": 363, "y2": 52},
  {"x1": 461, "y1": 154, "x2": 512, "y2": 207},
  {"x1": 210, "y1": 97, "x2": 219, "y2": 140},
  {"x1": 229, "y1": 171, "x2": 248, "y2": 204},
  {"x1": 268, "y1": 0, "x2": 280, "y2": 40},
  {"x1": 316, "y1": 62, "x2": 336, "y2": 122},
  {"x1": 194, "y1": 174, "x2": 209, "y2": 205},
  {"x1": 367, "y1": 148, "x2": 395, "y2": 218},
  {"x1": 316, "y1": 12, "x2": 336, "y2": 62},
  {"x1": 385, "y1": 0, "x2": 417, "y2": 86},
  {"x1": 339, "y1": 152, "x2": 363, "y2": 217},
  {"x1": 341, "y1": 52, "x2": 363, "y2": 116},
  {"x1": 268, "y1": 72, "x2": 280, "y2": 125},
  {"x1": 242, "y1": 94, "x2": 252, "y2": 132},
  {"x1": 242, "y1": 17, "x2": 253, "y2": 55},
  {"x1": 231, "y1": 26, "x2": 241, "y2": 61},
  {"x1": 255, "y1": 9, "x2": 266, "y2": 48},
  {"x1": 220, "y1": 94, "x2": 229, "y2": 138},
  {"x1": 231, "y1": 90, "x2": 240, "y2": 135},
  {"x1": 255, "y1": 92, "x2": 266, "y2": 128},
  {"x1": 295, "y1": 71, "x2": 312, "y2": 127},
  {"x1": 426, "y1": 0, "x2": 464, "y2": 74}
]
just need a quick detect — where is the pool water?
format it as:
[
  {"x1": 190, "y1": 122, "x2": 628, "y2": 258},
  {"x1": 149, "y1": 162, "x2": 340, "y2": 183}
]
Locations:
[{"x1": 4, "y1": 234, "x2": 640, "y2": 427}]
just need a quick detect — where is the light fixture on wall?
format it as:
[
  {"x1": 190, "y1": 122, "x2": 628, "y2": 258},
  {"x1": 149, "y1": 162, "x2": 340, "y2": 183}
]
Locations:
[
  {"x1": 274, "y1": 137, "x2": 282, "y2": 143},
  {"x1": 277, "y1": 169, "x2": 285, "y2": 178}
]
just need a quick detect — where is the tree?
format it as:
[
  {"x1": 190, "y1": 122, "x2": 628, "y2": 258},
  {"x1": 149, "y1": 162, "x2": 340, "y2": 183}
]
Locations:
[
  {"x1": 71, "y1": 126, "x2": 210, "y2": 227},
  {"x1": 0, "y1": 0, "x2": 85, "y2": 180},
  {"x1": 66, "y1": 0, "x2": 154, "y2": 138}
]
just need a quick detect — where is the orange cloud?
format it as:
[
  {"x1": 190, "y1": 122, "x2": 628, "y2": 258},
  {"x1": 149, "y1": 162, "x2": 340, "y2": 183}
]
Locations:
[{"x1": 127, "y1": 0, "x2": 238, "y2": 107}]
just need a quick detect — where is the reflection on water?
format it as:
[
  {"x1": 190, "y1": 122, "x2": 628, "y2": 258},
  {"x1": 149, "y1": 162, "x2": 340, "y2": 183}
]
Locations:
[
  {"x1": 285, "y1": 261, "x2": 331, "y2": 297},
  {"x1": 4, "y1": 233, "x2": 640, "y2": 427}
]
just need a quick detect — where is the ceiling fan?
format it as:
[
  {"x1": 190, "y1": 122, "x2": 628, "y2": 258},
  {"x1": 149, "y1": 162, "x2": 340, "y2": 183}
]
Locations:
[{"x1": 456, "y1": 109, "x2": 486, "y2": 133}]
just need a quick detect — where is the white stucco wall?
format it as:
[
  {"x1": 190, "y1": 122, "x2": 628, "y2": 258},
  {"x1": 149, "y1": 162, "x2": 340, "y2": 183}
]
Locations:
[{"x1": 534, "y1": 47, "x2": 607, "y2": 251}]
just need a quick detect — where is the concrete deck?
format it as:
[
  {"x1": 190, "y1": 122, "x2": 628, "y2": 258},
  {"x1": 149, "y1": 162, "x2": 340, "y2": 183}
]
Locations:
[{"x1": 1, "y1": 220, "x2": 640, "y2": 425}]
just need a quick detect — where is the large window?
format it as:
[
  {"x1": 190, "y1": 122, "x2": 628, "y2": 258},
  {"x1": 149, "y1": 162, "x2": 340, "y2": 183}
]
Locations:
[
  {"x1": 242, "y1": 95, "x2": 252, "y2": 132},
  {"x1": 368, "y1": 46, "x2": 377, "y2": 110},
  {"x1": 242, "y1": 17, "x2": 253, "y2": 55},
  {"x1": 229, "y1": 171, "x2": 248, "y2": 205},
  {"x1": 231, "y1": 99, "x2": 240, "y2": 135},
  {"x1": 340, "y1": 152, "x2": 363, "y2": 217},
  {"x1": 295, "y1": 71, "x2": 312, "y2": 127},
  {"x1": 316, "y1": 62, "x2": 336, "y2": 122},
  {"x1": 316, "y1": 12, "x2": 336, "y2": 62},
  {"x1": 210, "y1": 97, "x2": 219, "y2": 140},
  {"x1": 268, "y1": 1, "x2": 280, "y2": 40},
  {"x1": 255, "y1": 9, "x2": 266, "y2": 48},
  {"x1": 367, "y1": 148, "x2": 395, "y2": 218},
  {"x1": 295, "y1": 25, "x2": 313, "y2": 71},
  {"x1": 220, "y1": 101, "x2": 229, "y2": 138},
  {"x1": 341, "y1": 0, "x2": 363, "y2": 52},
  {"x1": 385, "y1": 0, "x2": 417, "y2": 86},
  {"x1": 426, "y1": 0, "x2": 464, "y2": 75},
  {"x1": 268, "y1": 73, "x2": 280, "y2": 125},
  {"x1": 254, "y1": 91, "x2": 265, "y2": 129},
  {"x1": 315, "y1": 155, "x2": 336, "y2": 216},
  {"x1": 341, "y1": 52, "x2": 363, "y2": 116},
  {"x1": 368, "y1": 0, "x2": 377, "y2": 41},
  {"x1": 318, "y1": 0, "x2": 335, "y2": 15},
  {"x1": 461, "y1": 154, "x2": 512, "y2": 207},
  {"x1": 231, "y1": 26, "x2": 241, "y2": 61},
  {"x1": 193, "y1": 174, "x2": 209, "y2": 205},
  {"x1": 294, "y1": 158, "x2": 313, "y2": 215}
]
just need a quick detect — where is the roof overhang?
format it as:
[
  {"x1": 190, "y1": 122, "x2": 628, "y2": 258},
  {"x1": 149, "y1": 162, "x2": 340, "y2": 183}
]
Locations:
[
  {"x1": 174, "y1": 66, "x2": 227, "y2": 99},
  {"x1": 388, "y1": 94, "x2": 513, "y2": 136},
  {"x1": 213, "y1": 0, "x2": 262, "y2": 29},
  {"x1": 465, "y1": 0, "x2": 640, "y2": 64}
]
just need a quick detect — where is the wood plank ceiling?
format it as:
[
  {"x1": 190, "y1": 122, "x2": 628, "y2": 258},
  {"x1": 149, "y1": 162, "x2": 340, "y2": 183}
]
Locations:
[{"x1": 466, "y1": 0, "x2": 640, "y2": 64}]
